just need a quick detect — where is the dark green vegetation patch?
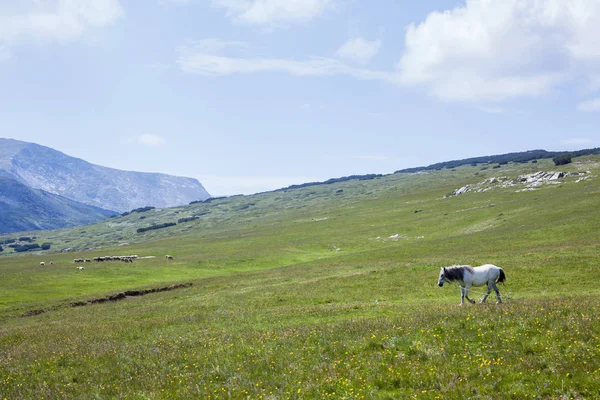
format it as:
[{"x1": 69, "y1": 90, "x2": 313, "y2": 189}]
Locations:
[{"x1": 136, "y1": 222, "x2": 177, "y2": 233}]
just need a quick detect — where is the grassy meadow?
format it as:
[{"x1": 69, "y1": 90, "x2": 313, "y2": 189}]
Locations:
[{"x1": 1, "y1": 157, "x2": 599, "y2": 399}]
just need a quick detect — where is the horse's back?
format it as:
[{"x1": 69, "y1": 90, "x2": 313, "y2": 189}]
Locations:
[
  {"x1": 471, "y1": 264, "x2": 503, "y2": 285},
  {"x1": 477, "y1": 263, "x2": 499, "y2": 270},
  {"x1": 481, "y1": 264, "x2": 506, "y2": 280}
]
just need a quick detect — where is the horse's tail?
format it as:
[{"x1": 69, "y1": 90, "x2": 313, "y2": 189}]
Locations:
[{"x1": 496, "y1": 268, "x2": 506, "y2": 284}]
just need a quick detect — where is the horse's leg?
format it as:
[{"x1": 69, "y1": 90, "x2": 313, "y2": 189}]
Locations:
[
  {"x1": 459, "y1": 286, "x2": 465, "y2": 306},
  {"x1": 464, "y1": 282, "x2": 476, "y2": 304},
  {"x1": 493, "y1": 283, "x2": 502, "y2": 303},
  {"x1": 481, "y1": 282, "x2": 493, "y2": 303}
]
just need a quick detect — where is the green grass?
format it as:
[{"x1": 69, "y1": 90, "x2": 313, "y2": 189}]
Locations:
[{"x1": 1, "y1": 157, "x2": 599, "y2": 399}]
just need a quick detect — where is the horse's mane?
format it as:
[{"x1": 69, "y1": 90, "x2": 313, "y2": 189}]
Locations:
[{"x1": 443, "y1": 265, "x2": 474, "y2": 282}]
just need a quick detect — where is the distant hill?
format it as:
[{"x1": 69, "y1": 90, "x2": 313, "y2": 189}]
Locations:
[
  {"x1": 270, "y1": 148, "x2": 600, "y2": 193},
  {"x1": 395, "y1": 148, "x2": 600, "y2": 173},
  {"x1": 0, "y1": 176, "x2": 117, "y2": 233},
  {"x1": 0, "y1": 138, "x2": 211, "y2": 212}
]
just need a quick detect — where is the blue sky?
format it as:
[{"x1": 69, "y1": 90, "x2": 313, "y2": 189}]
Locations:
[{"x1": 1, "y1": 0, "x2": 599, "y2": 196}]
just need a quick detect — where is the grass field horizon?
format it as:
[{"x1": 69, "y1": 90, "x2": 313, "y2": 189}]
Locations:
[{"x1": 1, "y1": 156, "x2": 599, "y2": 398}]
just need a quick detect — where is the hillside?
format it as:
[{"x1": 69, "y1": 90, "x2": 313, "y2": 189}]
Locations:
[
  {"x1": 0, "y1": 154, "x2": 599, "y2": 399},
  {"x1": 0, "y1": 154, "x2": 595, "y2": 254},
  {"x1": 0, "y1": 138, "x2": 210, "y2": 212},
  {"x1": 0, "y1": 176, "x2": 117, "y2": 233}
]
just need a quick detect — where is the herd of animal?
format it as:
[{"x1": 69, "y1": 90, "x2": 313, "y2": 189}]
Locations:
[
  {"x1": 73, "y1": 255, "x2": 139, "y2": 263},
  {"x1": 37, "y1": 255, "x2": 175, "y2": 270}
]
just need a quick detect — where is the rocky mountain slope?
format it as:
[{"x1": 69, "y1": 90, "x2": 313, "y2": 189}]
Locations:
[
  {"x1": 0, "y1": 138, "x2": 210, "y2": 213},
  {"x1": 0, "y1": 175, "x2": 118, "y2": 233}
]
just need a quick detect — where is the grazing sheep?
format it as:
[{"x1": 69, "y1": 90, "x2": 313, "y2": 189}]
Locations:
[
  {"x1": 166, "y1": 255, "x2": 174, "y2": 260},
  {"x1": 40, "y1": 262, "x2": 45, "y2": 266},
  {"x1": 50, "y1": 261, "x2": 53, "y2": 265},
  {"x1": 76, "y1": 266, "x2": 85, "y2": 271}
]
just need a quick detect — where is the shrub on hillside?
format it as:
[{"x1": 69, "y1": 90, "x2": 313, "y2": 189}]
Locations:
[
  {"x1": 553, "y1": 154, "x2": 572, "y2": 166},
  {"x1": 203, "y1": 197, "x2": 227, "y2": 203},
  {"x1": 0, "y1": 245, "x2": 3, "y2": 252},
  {"x1": 13, "y1": 243, "x2": 41, "y2": 252},
  {"x1": 136, "y1": 222, "x2": 176, "y2": 233},
  {"x1": 281, "y1": 174, "x2": 383, "y2": 192},
  {"x1": 131, "y1": 206, "x2": 156, "y2": 214},
  {"x1": 41, "y1": 243, "x2": 52, "y2": 250},
  {"x1": 232, "y1": 203, "x2": 256, "y2": 211},
  {"x1": 178, "y1": 216, "x2": 200, "y2": 224}
]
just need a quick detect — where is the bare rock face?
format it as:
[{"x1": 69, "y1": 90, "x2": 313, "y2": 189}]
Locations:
[
  {"x1": 517, "y1": 171, "x2": 564, "y2": 183},
  {"x1": 0, "y1": 138, "x2": 210, "y2": 213}
]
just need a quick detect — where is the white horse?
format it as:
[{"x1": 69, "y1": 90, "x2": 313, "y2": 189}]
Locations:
[{"x1": 438, "y1": 264, "x2": 506, "y2": 305}]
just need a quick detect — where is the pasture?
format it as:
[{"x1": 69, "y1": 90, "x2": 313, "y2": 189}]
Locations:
[{"x1": 1, "y1": 157, "x2": 599, "y2": 399}]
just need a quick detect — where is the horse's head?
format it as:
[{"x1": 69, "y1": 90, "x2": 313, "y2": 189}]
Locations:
[{"x1": 438, "y1": 267, "x2": 447, "y2": 287}]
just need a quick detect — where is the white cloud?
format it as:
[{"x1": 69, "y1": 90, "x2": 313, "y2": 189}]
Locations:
[
  {"x1": 177, "y1": 39, "x2": 397, "y2": 83},
  {"x1": 181, "y1": 38, "x2": 248, "y2": 54},
  {"x1": 212, "y1": 0, "x2": 336, "y2": 26},
  {"x1": 135, "y1": 134, "x2": 166, "y2": 147},
  {"x1": 397, "y1": 0, "x2": 600, "y2": 102},
  {"x1": 577, "y1": 98, "x2": 600, "y2": 112},
  {"x1": 0, "y1": 0, "x2": 123, "y2": 51},
  {"x1": 176, "y1": 1, "x2": 600, "y2": 108},
  {"x1": 336, "y1": 37, "x2": 381, "y2": 65}
]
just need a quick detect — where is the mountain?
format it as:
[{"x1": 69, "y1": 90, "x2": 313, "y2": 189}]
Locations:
[
  {"x1": 0, "y1": 138, "x2": 210, "y2": 213},
  {"x1": 0, "y1": 176, "x2": 118, "y2": 233}
]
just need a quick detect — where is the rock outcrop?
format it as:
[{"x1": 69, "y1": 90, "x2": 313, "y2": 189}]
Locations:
[{"x1": 445, "y1": 171, "x2": 591, "y2": 198}]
